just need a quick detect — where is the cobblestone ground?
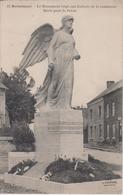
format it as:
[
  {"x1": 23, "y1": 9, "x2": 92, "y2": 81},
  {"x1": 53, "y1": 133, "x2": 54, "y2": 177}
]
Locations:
[{"x1": 0, "y1": 179, "x2": 44, "y2": 194}]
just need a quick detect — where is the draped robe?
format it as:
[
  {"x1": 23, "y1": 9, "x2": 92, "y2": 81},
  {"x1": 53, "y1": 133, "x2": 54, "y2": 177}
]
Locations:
[{"x1": 36, "y1": 29, "x2": 79, "y2": 109}]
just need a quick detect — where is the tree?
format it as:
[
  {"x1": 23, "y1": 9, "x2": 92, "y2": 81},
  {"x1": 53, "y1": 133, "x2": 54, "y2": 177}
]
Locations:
[
  {"x1": 13, "y1": 123, "x2": 35, "y2": 152},
  {"x1": 0, "y1": 69, "x2": 36, "y2": 124}
]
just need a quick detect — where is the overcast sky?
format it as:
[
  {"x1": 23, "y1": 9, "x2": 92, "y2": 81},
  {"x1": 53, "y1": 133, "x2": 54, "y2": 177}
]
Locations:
[{"x1": 0, "y1": 0, "x2": 122, "y2": 106}]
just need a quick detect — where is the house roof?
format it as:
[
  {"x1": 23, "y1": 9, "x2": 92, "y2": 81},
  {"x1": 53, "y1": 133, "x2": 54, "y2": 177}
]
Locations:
[
  {"x1": 88, "y1": 80, "x2": 123, "y2": 104},
  {"x1": 0, "y1": 82, "x2": 7, "y2": 89}
]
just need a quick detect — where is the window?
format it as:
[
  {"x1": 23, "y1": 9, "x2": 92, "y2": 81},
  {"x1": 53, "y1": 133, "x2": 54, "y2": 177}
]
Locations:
[
  {"x1": 90, "y1": 126, "x2": 93, "y2": 138},
  {"x1": 99, "y1": 124, "x2": 102, "y2": 137},
  {"x1": 112, "y1": 124, "x2": 116, "y2": 138},
  {"x1": 94, "y1": 126, "x2": 96, "y2": 139},
  {"x1": 0, "y1": 117, "x2": 4, "y2": 127},
  {"x1": 106, "y1": 104, "x2": 109, "y2": 118},
  {"x1": 98, "y1": 106, "x2": 102, "y2": 118},
  {"x1": 112, "y1": 102, "x2": 115, "y2": 116},
  {"x1": 90, "y1": 109, "x2": 93, "y2": 121},
  {"x1": 0, "y1": 95, "x2": 4, "y2": 113},
  {"x1": 106, "y1": 125, "x2": 110, "y2": 138}
]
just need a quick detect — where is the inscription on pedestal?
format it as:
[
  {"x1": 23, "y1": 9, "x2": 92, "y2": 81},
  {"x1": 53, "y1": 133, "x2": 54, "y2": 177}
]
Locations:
[{"x1": 34, "y1": 110, "x2": 83, "y2": 163}]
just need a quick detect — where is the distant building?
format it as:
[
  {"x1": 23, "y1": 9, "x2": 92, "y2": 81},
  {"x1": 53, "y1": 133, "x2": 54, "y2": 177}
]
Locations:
[
  {"x1": 104, "y1": 81, "x2": 122, "y2": 143},
  {"x1": 87, "y1": 80, "x2": 122, "y2": 147},
  {"x1": 0, "y1": 82, "x2": 8, "y2": 127}
]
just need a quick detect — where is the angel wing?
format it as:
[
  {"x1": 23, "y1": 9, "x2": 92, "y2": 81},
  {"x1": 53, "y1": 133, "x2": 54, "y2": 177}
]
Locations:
[{"x1": 19, "y1": 23, "x2": 55, "y2": 72}]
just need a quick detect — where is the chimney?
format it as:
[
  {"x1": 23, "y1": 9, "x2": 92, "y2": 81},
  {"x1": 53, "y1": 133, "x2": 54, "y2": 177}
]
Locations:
[{"x1": 107, "y1": 81, "x2": 115, "y2": 88}]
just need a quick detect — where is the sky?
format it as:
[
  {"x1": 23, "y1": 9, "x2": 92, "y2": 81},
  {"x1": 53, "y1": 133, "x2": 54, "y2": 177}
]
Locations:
[{"x1": 0, "y1": 0, "x2": 123, "y2": 107}]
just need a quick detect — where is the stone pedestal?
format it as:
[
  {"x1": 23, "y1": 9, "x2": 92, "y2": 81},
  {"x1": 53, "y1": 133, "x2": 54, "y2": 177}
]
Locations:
[{"x1": 34, "y1": 109, "x2": 83, "y2": 165}]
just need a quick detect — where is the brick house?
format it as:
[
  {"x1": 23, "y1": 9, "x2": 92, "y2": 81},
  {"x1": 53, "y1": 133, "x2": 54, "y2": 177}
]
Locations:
[
  {"x1": 87, "y1": 80, "x2": 122, "y2": 147},
  {"x1": 104, "y1": 81, "x2": 122, "y2": 143}
]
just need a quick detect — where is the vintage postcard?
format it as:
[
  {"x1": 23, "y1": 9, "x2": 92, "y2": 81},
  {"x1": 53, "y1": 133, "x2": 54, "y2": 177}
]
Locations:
[{"x1": 0, "y1": 0, "x2": 122, "y2": 194}]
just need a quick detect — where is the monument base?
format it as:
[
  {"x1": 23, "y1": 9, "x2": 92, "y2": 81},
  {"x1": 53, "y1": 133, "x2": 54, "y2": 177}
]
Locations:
[
  {"x1": 35, "y1": 109, "x2": 84, "y2": 166},
  {"x1": 26, "y1": 109, "x2": 86, "y2": 177}
]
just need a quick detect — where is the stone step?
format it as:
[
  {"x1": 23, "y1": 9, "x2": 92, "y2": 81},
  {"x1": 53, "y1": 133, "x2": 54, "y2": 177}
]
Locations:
[
  {"x1": 4, "y1": 174, "x2": 122, "y2": 194},
  {"x1": 0, "y1": 157, "x2": 8, "y2": 161},
  {"x1": 0, "y1": 157, "x2": 8, "y2": 159},
  {"x1": 0, "y1": 158, "x2": 7, "y2": 160},
  {"x1": 0, "y1": 160, "x2": 7, "y2": 163},
  {"x1": 0, "y1": 152, "x2": 8, "y2": 155},
  {"x1": 0, "y1": 154, "x2": 8, "y2": 157},
  {"x1": 24, "y1": 162, "x2": 49, "y2": 178}
]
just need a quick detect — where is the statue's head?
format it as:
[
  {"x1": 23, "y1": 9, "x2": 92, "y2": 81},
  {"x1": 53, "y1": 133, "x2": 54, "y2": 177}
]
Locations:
[{"x1": 61, "y1": 15, "x2": 74, "y2": 33}]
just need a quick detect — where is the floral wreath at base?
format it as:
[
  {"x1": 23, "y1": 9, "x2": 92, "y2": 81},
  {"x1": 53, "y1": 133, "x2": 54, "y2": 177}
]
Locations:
[{"x1": 8, "y1": 159, "x2": 37, "y2": 175}]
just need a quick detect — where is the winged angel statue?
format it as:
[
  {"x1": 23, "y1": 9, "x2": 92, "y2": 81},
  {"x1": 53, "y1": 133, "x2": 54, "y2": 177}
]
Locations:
[{"x1": 19, "y1": 15, "x2": 80, "y2": 109}]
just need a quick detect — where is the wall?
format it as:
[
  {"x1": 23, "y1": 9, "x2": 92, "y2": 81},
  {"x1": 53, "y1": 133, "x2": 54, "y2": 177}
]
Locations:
[
  {"x1": 0, "y1": 137, "x2": 13, "y2": 173},
  {"x1": 87, "y1": 98, "x2": 104, "y2": 144}
]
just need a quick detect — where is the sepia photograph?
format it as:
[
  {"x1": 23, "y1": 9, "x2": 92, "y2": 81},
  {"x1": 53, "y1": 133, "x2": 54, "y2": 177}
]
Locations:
[{"x1": 0, "y1": 0, "x2": 122, "y2": 193}]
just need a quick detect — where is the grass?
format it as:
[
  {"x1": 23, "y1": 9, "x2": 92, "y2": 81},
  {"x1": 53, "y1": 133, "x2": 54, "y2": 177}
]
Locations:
[{"x1": 0, "y1": 179, "x2": 44, "y2": 194}]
